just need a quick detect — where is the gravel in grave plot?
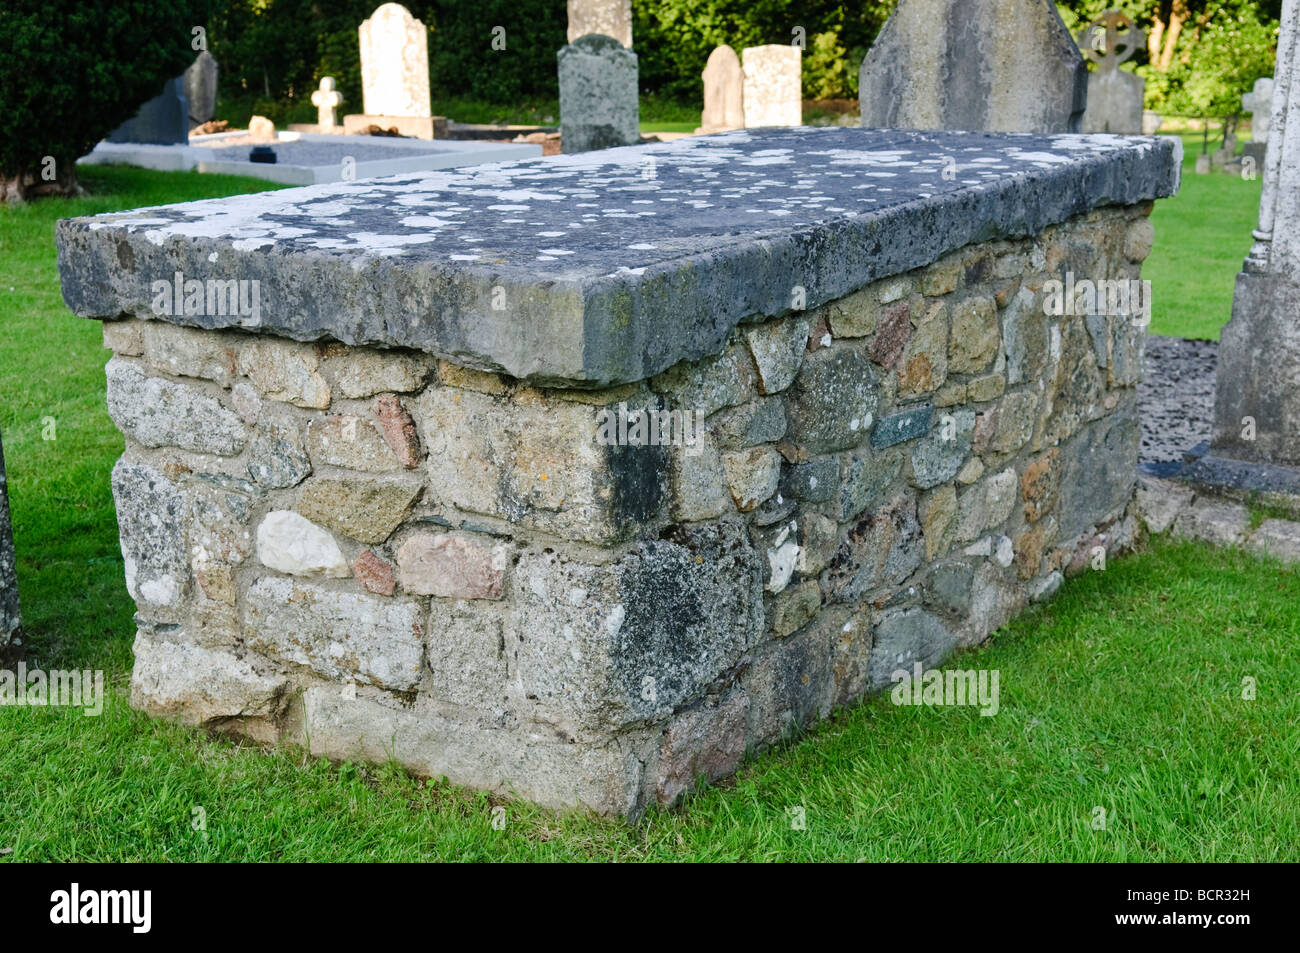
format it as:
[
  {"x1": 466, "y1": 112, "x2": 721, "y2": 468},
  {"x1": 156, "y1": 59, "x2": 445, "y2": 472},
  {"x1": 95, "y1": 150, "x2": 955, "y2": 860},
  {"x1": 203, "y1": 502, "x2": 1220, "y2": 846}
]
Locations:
[
  {"x1": 1139, "y1": 334, "x2": 1217, "y2": 469},
  {"x1": 198, "y1": 140, "x2": 444, "y2": 166}
]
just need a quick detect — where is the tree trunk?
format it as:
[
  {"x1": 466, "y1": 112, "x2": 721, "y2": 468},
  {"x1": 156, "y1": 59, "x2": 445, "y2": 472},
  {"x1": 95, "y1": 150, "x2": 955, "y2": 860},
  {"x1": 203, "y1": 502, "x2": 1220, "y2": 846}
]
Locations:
[
  {"x1": 1157, "y1": 0, "x2": 1191, "y2": 73},
  {"x1": 0, "y1": 163, "x2": 85, "y2": 205}
]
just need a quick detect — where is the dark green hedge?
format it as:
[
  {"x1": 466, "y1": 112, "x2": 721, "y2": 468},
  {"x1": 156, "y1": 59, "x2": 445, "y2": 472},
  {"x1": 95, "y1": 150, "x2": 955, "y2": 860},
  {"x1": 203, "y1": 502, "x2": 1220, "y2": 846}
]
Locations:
[
  {"x1": 207, "y1": 0, "x2": 898, "y2": 122},
  {"x1": 0, "y1": 0, "x2": 204, "y2": 182}
]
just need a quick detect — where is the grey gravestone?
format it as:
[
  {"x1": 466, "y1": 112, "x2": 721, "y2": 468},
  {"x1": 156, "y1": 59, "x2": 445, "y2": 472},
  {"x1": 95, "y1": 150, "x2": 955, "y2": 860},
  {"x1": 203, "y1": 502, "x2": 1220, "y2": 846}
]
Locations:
[
  {"x1": 1200, "y1": 2, "x2": 1300, "y2": 478},
  {"x1": 108, "y1": 76, "x2": 190, "y2": 144},
  {"x1": 558, "y1": 34, "x2": 639, "y2": 153},
  {"x1": 1242, "y1": 77, "x2": 1274, "y2": 166},
  {"x1": 697, "y1": 45, "x2": 744, "y2": 134},
  {"x1": 183, "y1": 51, "x2": 218, "y2": 128},
  {"x1": 0, "y1": 431, "x2": 19, "y2": 664},
  {"x1": 567, "y1": 0, "x2": 632, "y2": 49},
  {"x1": 859, "y1": 0, "x2": 1087, "y2": 133},
  {"x1": 1079, "y1": 11, "x2": 1145, "y2": 134}
]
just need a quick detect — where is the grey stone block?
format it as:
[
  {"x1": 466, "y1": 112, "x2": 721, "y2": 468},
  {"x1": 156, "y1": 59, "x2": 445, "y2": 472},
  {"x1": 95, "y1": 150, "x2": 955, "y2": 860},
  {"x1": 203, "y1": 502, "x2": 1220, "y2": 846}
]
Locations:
[
  {"x1": 302, "y1": 686, "x2": 651, "y2": 815},
  {"x1": 106, "y1": 358, "x2": 247, "y2": 456},
  {"x1": 780, "y1": 456, "x2": 838, "y2": 503},
  {"x1": 1059, "y1": 395, "x2": 1139, "y2": 538},
  {"x1": 57, "y1": 128, "x2": 1179, "y2": 388},
  {"x1": 787, "y1": 348, "x2": 881, "y2": 454},
  {"x1": 131, "y1": 635, "x2": 289, "y2": 726},
  {"x1": 868, "y1": 607, "x2": 958, "y2": 689},
  {"x1": 1247, "y1": 519, "x2": 1300, "y2": 562},
  {"x1": 871, "y1": 405, "x2": 932, "y2": 449},
  {"x1": 243, "y1": 577, "x2": 426, "y2": 691},
  {"x1": 511, "y1": 519, "x2": 763, "y2": 732},
  {"x1": 111, "y1": 460, "x2": 190, "y2": 613}
]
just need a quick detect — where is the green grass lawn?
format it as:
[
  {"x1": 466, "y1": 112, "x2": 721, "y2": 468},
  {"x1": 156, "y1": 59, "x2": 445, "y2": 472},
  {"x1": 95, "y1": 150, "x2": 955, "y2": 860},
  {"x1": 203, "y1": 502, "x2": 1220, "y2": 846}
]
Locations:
[
  {"x1": 1, "y1": 163, "x2": 1293, "y2": 862},
  {"x1": 1145, "y1": 132, "x2": 1263, "y2": 340}
]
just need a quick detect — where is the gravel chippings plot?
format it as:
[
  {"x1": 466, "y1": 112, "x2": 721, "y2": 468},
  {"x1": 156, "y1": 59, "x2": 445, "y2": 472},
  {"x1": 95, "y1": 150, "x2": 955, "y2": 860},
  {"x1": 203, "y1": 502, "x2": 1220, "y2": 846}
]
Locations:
[{"x1": 1139, "y1": 334, "x2": 1217, "y2": 467}]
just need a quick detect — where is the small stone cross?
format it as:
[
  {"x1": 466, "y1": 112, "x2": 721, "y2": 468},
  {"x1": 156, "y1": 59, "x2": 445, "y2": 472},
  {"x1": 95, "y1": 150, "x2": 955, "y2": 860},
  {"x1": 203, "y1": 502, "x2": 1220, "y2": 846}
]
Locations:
[
  {"x1": 311, "y1": 77, "x2": 344, "y2": 129},
  {"x1": 1243, "y1": 78, "x2": 1274, "y2": 143},
  {"x1": 1078, "y1": 11, "x2": 1143, "y2": 74}
]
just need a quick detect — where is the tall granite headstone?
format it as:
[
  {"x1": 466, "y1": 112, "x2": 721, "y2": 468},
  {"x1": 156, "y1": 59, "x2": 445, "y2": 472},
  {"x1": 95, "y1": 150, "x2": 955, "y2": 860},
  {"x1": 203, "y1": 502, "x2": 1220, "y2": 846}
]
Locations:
[
  {"x1": 567, "y1": 0, "x2": 632, "y2": 49},
  {"x1": 741, "y1": 45, "x2": 802, "y2": 128},
  {"x1": 1203, "y1": 0, "x2": 1300, "y2": 479},
  {"x1": 107, "y1": 77, "x2": 190, "y2": 144},
  {"x1": 0, "y1": 431, "x2": 20, "y2": 665},
  {"x1": 183, "y1": 51, "x2": 218, "y2": 129},
  {"x1": 1079, "y1": 11, "x2": 1145, "y2": 134},
  {"x1": 558, "y1": 34, "x2": 639, "y2": 153},
  {"x1": 697, "y1": 45, "x2": 745, "y2": 134},
  {"x1": 859, "y1": 0, "x2": 1088, "y2": 133}
]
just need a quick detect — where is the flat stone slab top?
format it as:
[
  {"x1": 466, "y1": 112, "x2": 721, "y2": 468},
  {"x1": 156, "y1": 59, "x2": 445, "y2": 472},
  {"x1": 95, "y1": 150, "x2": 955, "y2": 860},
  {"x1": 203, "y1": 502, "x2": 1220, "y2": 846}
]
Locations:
[{"x1": 59, "y1": 126, "x2": 1181, "y2": 387}]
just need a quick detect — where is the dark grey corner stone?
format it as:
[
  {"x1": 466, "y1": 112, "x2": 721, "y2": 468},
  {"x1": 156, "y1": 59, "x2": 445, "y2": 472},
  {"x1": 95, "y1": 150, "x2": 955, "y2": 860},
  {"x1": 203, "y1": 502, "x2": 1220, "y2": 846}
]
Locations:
[
  {"x1": 871, "y1": 405, "x2": 933, "y2": 449},
  {"x1": 0, "y1": 431, "x2": 21, "y2": 659},
  {"x1": 57, "y1": 127, "x2": 1180, "y2": 388}
]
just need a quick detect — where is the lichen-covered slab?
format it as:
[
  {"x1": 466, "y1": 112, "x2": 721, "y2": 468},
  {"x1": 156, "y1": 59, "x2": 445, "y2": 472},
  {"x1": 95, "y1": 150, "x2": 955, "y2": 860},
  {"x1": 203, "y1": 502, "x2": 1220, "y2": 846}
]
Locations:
[{"x1": 57, "y1": 127, "x2": 1179, "y2": 387}]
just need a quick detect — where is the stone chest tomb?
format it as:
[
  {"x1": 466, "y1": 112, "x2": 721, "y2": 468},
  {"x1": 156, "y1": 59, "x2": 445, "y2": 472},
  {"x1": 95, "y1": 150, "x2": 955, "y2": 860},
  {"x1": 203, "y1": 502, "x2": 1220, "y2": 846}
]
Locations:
[{"x1": 56, "y1": 128, "x2": 1179, "y2": 815}]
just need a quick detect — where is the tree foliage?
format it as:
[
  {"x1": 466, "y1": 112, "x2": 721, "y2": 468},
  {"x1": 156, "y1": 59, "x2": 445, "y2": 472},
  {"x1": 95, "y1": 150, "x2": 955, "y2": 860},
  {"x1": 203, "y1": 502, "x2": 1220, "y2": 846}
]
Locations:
[
  {"x1": 0, "y1": 0, "x2": 203, "y2": 199},
  {"x1": 1057, "y1": 0, "x2": 1281, "y2": 117}
]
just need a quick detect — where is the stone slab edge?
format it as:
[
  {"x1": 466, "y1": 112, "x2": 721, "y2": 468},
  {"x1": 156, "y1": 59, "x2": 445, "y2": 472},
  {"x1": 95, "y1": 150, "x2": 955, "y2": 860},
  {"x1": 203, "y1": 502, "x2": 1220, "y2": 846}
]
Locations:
[{"x1": 56, "y1": 132, "x2": 1181, "y2": 388}]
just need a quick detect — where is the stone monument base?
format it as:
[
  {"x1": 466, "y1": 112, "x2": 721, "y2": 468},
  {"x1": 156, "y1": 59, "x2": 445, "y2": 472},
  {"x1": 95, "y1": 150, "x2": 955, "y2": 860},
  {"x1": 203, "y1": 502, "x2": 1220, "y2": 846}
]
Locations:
[
  {"x1": 94, "y1": 206, "x2": 1151, "y2": 815},
  {"x1": 342, "y1": 115, "x2": 447, "y2": 139},
  {"x1": 55, "y1": 127, "x2": 1179, "y2": 816},
  {"x1": 1211, "y1": 271, "x2": 1300, "y2": 464}
]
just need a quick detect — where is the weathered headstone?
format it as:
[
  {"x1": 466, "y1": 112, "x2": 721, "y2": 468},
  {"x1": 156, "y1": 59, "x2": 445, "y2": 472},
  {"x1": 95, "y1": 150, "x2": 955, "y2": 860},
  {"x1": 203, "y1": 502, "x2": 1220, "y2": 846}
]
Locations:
[
  {"x1": 697, "y1": 45, "x2": 745, "y2": 134},
  {"x1": 0, "y1": 431, "x2": 20, "y2": 666},
  {"x1": 312, "y1": 77, "x2": 344, "y2": 130},
  {"x1": 1242, "y1": 76, "x2": 1275, "y2": 166},
  {"x1": 1199, "y1": 0, "x2": 1300, "y2": 480},
  {"x1": 567, "y1": 0, "x2": 632, "y2": 49},
  {"x1": 183, "y1": 51, "x2": 218, "y2": 129},
  {"x1": 1079, "y1": 11, "x2": 1145, "y2": 134},
  {"x1": 107, "y1": 76, "x2": 190, "y2": 145},
  {"x1": 741, "y1": 45, "x2": 801, "y2": 128},
  {"x1": 558, "y1": 34, "x2": 639, "y2": 153},
  {"x1": 344, "y1": 3, "x2": 436, "y2": 138},
  {"x1": 859, "y1": 0, "x2": 1088, "y2": 133}
]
